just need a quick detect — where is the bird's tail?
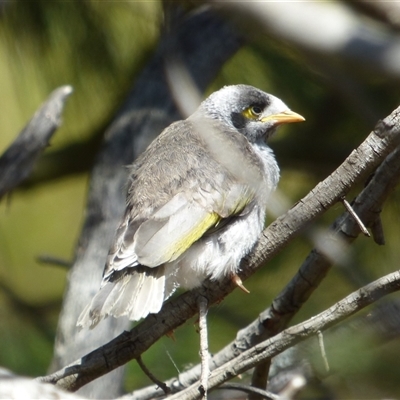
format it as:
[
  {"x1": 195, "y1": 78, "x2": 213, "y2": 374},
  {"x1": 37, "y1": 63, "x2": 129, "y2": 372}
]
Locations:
[{"x1": 77, "y1": 266, "x2": 166, "y2": 329}]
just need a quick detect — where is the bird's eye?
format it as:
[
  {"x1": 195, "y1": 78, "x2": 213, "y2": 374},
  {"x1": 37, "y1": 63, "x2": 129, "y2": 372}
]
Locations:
[
  {"x1": 251, "y1": 106, "x2": 262, "y2": 115},
  {"x1": 242, "y1": 105, "x2": 263, "y2": 120}
]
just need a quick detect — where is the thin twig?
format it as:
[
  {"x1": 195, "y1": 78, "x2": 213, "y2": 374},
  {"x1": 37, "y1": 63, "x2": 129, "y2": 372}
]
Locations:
[
  {"x1": 341, "y1": 197, "x2": 370, "y2": 236},
  {"x1": 218, "y1": 382, "x2": 280, "y2": 400},
  {"x1": 36, "y1": 254, "x2": 72, "y2": 269},
  {"x1": 317, "y1": 330, "x2": 330, "y2": 372},
  {"x1": 136, "y1": 356, "x2": 170, "y2": 395},
  {"x1": 170, "y1": 270, "x2": 400, "y2": 399},
  {"x1": 197, "y1": 296, "x2": 209, "y2": 399}
]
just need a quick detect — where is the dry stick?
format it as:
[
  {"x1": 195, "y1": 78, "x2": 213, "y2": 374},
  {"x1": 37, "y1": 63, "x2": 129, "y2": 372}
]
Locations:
[
  {"x1": 37, "y1": 255, "x2": 72, "y2": 269},
  {"x1": 317, "y1": 330, "x2": 330, "y2": 372},
  {"x1": 37, "y1": 107, "x2": 400, "y2": 393},
  {"x1": 136, "y1": 357, "x2": 170, "y2": 395},
  {"x1": 168, "y1": 270, "x2": 400, "y2": 400},
  {"x1": 0, "y1": 86, "x2": 73, "y2": 199},
  {"x1": 218, "y1": 382, "x2": 280, "y2": 400},
  {"x1": 197, "y1": 296, "x2": 209, "y2": 399},
  {"x1": 131, "y1": 114, "x2": 400, "y2": 400},
  {"x1": 341, "y1": 197, "x2": 370, "y2": 236}
]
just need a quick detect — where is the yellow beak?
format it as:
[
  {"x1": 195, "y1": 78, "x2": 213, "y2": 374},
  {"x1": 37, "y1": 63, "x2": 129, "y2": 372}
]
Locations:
[{"x1": 260, "y1": 110, "x2": 305, "y2": 125}]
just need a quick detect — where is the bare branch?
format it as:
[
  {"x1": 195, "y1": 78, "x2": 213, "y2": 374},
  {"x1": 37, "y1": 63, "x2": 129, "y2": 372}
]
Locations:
[
  {"x1": 37, "y1": 105, "x2": 400, "y2": 393},
  {"x1": 217, "y1": 382, "x2": 279, "y2": 400},
  {"x1": 197, "y1": 296, "x2": 209, "y2": 399},
  {"x1": 36, "y1": 254, "x2": 72, "y2": 269},
  {"x1": 316, "y1": 331, "x2": 330, "y2": 373},
  {"x1": 136, "y1": 357, "x2": 170, "y2": 396},
  {"x1": 0, "y1": 85, "x2": 73, "y2": 199},
  {"x1": 340, "y1": 197, "x2": 370, "y2": 237},
  {"x1": 169, "y1": 270, "x2": 400, "y2": 399}
]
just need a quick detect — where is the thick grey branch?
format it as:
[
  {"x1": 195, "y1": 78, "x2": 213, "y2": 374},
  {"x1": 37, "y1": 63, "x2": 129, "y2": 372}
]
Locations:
[
  {"x1": 38, "y1": 106, "x2": 400, "y2": 393},
  {"x1": 0, "y1": 85, "x2": 72, "y2": 199}
]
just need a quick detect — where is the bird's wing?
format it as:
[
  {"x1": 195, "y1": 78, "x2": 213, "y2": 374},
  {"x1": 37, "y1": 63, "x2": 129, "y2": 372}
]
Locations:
[
  {"x1": 104, "y1": 182, "x2": 256, "y2": 279},
  {"x1": 134, "y1": 192, "x2": 221, "y2": 266},
  {"x1": 103, "y1": 119, "x2": 260, "y2": 279},
  {"x1": 135, "y1": 183, "x2": 256, "y2": 267}
]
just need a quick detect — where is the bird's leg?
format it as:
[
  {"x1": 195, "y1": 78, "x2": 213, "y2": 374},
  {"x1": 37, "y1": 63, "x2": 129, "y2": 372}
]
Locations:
[
  {"x1": 231, "y1": 273, "x2": 250, "y2": 294},
  {"x1": 197, "y1": 295, "x2": 209, "y2": 399}
]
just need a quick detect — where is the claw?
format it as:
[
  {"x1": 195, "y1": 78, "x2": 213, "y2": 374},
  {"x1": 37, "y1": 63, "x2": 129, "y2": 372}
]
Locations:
[{"x1": 231, "y1": 273, "x2": 250, "y2": 294}]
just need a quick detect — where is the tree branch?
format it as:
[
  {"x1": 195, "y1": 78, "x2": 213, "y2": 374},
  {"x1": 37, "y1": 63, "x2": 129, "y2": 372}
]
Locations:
[
  {"x1": 0, "y1": 85, "x2": 72, "y2": 199},
  {"x1": 170, "y1": 270, "x2": 400, "y2": 399},
  {"x1": 37, "y1": 105, "x2": 400, "y2": 393}
]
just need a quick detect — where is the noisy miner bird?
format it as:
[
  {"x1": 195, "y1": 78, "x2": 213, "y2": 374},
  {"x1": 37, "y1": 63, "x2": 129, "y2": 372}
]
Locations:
[{"x1": 77, "y1": 84, "x2": 304, "y2": 329}]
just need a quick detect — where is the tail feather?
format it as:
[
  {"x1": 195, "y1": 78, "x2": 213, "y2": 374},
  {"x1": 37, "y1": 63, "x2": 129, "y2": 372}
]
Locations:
[
  {"x1": 77, "y1": 284, "x2": 114, "y2": 329},
  {"x1": 77, "y1": 267, "x2": 165, "y2": 329},
  {"x1": 130, "y1": 266, "x2": 165, "y2": 320},
  {"x1": 102, "y1": 273, "x2": 138, "y2": 318}
]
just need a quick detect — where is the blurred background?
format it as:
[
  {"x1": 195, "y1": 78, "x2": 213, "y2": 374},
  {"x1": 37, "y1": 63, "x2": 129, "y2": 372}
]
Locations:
[{"x1": 0, "y1": 1, "x2": 400, "y2": 398}]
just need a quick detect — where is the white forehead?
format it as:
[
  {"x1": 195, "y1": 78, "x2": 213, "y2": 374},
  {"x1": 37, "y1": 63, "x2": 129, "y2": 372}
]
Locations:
[{"x1": 202, "y1": 85, "x2": 289, "y2": 119}]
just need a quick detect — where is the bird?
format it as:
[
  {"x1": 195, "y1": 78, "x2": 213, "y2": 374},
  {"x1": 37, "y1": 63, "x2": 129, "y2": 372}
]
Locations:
[{"x1": 77, "y1": 84, "x2": 304, "y2": 329}]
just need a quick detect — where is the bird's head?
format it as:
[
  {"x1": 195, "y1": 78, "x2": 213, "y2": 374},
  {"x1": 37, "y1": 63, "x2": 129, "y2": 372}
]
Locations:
[{"x1": 201, "y1": 85, "x2": 305, "y2": 143}]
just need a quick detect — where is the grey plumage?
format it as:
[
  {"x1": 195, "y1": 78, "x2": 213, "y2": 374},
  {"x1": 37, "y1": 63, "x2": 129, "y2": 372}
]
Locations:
[{"x1": 77, "y1": 85, "x2": 304, "y2": 328}]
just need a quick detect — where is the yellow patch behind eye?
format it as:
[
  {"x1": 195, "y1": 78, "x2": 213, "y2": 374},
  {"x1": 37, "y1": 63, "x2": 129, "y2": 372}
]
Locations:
[{"x1": 241, "y1": 107, "x2": 259, "y2": 120}]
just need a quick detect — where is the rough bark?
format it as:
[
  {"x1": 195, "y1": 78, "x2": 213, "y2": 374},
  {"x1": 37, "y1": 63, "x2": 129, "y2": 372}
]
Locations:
[{"x1": 0, "y1": 85, "x2": 72, "y2": 199}]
